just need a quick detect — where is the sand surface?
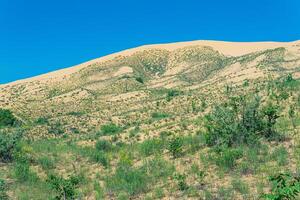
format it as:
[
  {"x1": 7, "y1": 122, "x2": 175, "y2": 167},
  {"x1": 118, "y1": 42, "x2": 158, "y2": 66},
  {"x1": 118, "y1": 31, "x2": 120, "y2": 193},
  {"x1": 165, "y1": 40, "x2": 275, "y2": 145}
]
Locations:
[{"x1": 1, "y1": 40, "x2": 299, "y2": 87}]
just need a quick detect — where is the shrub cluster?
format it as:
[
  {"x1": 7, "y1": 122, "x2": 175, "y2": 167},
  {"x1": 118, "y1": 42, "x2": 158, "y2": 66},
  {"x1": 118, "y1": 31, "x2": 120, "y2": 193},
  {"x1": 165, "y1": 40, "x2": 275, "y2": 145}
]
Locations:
[
  {"x1": 204, "y1": 95, "x2": 280, "y2": 147},
  {"x1": 0, "y1": 108, "x2": 17, "y2": 127}
]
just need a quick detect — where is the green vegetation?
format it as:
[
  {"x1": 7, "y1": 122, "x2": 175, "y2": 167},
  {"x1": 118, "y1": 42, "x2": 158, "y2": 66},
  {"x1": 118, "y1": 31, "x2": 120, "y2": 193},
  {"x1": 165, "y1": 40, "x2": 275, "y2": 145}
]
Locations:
[
  {"x1": 0, "y1": 108, "x2": 17, "y2": 127},
  {"x1": 168, "y1": 137, "x2": 183, "y2": 158},
  {"x1": 262, "y1": 173, "x2": 300, "y2": 200},
  {"x1": 0, "y1": 179, "x2": 9, "y2": 200},
  {"x1": 0, "y1": 129, "x2": 22, "y2": 162},
  {"x1": 99, "y1": 123, "x2": 122, "y2": 136},
  {"x1": 151, "y1": 112, "x2": 170, "y2": 120},
  {"x1": 1, "y1": 48, "x2": 300, "y2": 199},
  {"x1": 47, "y1": 174, "x2": 81, "y2": 200}
]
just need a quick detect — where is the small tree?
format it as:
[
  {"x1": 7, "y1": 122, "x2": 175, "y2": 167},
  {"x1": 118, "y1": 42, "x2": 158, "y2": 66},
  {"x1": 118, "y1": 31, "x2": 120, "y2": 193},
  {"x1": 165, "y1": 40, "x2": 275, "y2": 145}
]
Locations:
[{"x1": 262, "y1": 103, "x2": 279, "y2": 138}]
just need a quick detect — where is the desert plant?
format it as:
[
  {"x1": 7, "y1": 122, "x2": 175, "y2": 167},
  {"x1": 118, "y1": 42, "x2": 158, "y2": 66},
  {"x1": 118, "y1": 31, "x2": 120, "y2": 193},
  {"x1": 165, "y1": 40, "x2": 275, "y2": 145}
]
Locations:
[
  {"x1": 47, "y1": 174, "x2": 80, "y2": 200},
  {"x1": 105, "y1": 162, "x2": 148, "y2": 196},
  {"x1": 95, "y1": 140, "x2": 113, "y2": 152},
  {"x1": 262, "y1": 103, "x2": 280, "y2": 138},
  {"x1": 0, "y1": 130, "x2": 22, "y2": 162},
  {"x1": 139, "y1": 138, "x2": 164, "y2": 157},
  {"x1": 0, "y1": 108, "x2": 17, "y2": 127},
  {"x1": 262, "y1": 173, "x2": 300, "y2": 200},
  {"x1": 99, "y1": 123, "x2": 122, "y2": 136},
  {"x1": 173, "y1": 173, "x2": 188, "y2": 191},
  {"x1": 135, "y1": 76, "x2": 144, "y2": 84},
  {"x1": 151, "y1": 112, "x2": 170, "y2": 120},
  {"x1": 168, "y1": 137, "x2": 183, "y2": 158},
  {"x1": 0, "y1": 179, "x2": 9, "y2": 200},
  {"x1": 211, "y1": 147, "x2": 243, "y2": 171}
]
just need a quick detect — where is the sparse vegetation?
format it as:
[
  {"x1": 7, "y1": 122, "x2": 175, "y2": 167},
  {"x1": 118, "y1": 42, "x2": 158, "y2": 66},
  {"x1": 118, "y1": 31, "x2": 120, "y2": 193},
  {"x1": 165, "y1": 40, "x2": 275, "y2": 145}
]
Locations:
[{"x1": 0, "y1": 43, "x2": 299, "y2": 199}]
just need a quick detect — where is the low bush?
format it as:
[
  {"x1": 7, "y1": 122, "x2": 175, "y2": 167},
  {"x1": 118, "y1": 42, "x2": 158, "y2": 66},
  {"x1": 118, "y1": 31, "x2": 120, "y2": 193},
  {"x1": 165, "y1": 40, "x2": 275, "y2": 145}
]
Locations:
[
  {"x1": 151, "y1": 112, "x2": 170, "y2": 120},
  {"x1": 95, "y1": 140, "x2": 113, "y2": 152},
  {"x1": 210, "y1": 147, "x2": 243, "y2": 171},
  {"x1": 168, "y1": 137, "x2": 183, "y2": 158},
  {"x1": 89, "y1": 150, "x2": 109, "y2": 168},
  {"x1": 13, "y1": 156, "x2": 37, "y2": 183},
  {"x1": 38, "y1": 156, "x2": 55, "y2": 170},
  {"x1": 0, "y1": 108, "x2": 17, "y2": 127},
  {"x1": 0, "y1": 179, "x2": 9, "y2": 200},
  {"x1": 105, "y1": 162, "x2": 148, "y2": 196},
  {"x1": 0, "y1": 130, "x2": 22, "y2": 162},
  {"x1": 99, "y1": 123, "x2": 122, "y2": 136},
  {"x1": 204, "y1": 95, "x2": 280, "y2": 147},
  {"x1": 47, "y1": 174, "x2": 80, "y2": 200},
  {"x1": 139, "y1": 138, "x2": 164, "y2": 157},
  {"x1": 173, "y1": 173, "x2": 188, "y2": 191},
  {"x1": 166, "y1": 89, "x2": 181, "y2": 101},
  {"x1": 262, "y1": 173, "x2": 300, "y2": 200}
]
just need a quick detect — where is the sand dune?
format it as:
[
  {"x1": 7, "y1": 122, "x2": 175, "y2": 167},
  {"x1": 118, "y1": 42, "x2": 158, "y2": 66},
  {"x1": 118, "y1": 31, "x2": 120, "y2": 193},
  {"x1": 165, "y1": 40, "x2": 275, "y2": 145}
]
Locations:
[{"x1": 1, "y1": 40, "x2": 299, "y2": 87}]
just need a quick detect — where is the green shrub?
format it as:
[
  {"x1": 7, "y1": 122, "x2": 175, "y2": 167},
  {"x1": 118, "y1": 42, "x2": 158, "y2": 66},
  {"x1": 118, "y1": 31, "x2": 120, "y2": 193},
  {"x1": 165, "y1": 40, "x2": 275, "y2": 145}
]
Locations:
[
  {"x1": 168, "y1": 137, "x2": 183, "y2": 158},
  {"x1": 151, "y1": 112, "x2": 170, "y2": 120},
  {"x1": 105, "y1": 163, "x2": 148, "y2": 196},
  {"x1": 35, "y1": 117, "x2": 49, "y2": 125},
  {"x1": 47, "y1": 174, "x2": 80, "y2": 200},
  {"x1": 190, "y1": 164, "x2": 206, "y2": 185},
  {"x1": 211, "y1": 147, "x2": 243, "y2": 171},
  {"x1": 38, "y1": 156, "x2": 55, "y2": 170},
  {"x1": 90, "y1": 151, "x2": 109, "y2": 168},
  {"x1": 95, "y1": 140, "x2": 113, "y2": 152},
  {"x1": 262, "y1": 173, "x2": 300, "y2": 200},
  {"x1": 139, "y1": 138, "x2": 164, "y2": 157},
  {"x1": 204, "y1": 95, "x2": 279, "y2": 147},
  {"x1": 271, "y1": 146, "x2": 288, "y2": 166},
  {"x1": 0, "y1": 108, "x2": 17, "y2": 127},
  {"x1": 135, "y1": 77, "x2": 144, "y2": 84},
  {"x1": 48, "y1": 122, "x2": 64, "y2": 135},
  {"x1": 141, "y1": 157, "x2": 175, "y2": 180},
  {"x1": 173, "y1": 173, "x2": 188, "y2": 191},
  {"x1": 166, "y1": 89, "x2": 181, "y2": 101},
  {"x1": 231, "y1": 178, "x2": 249, "y2": 195},
  {"x1": 13, "y1": 156, "x2": 37, "y2": 183},
  {"x1": 0, "y1": 179, "x2": 9, "y2": 200},
  {"x1": 99, "y1": 123, "x2": 122, "y2": 136},
  {"x1": 0, "y1": 130, "x2": 22, "y2": 162}
]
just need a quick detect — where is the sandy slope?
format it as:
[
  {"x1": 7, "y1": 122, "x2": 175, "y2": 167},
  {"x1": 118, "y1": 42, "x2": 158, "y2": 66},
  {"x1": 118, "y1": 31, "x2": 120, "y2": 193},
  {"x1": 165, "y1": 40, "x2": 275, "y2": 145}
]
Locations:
[{"x1": 1, "y1": 40, "x2": 299, "y2": 87}]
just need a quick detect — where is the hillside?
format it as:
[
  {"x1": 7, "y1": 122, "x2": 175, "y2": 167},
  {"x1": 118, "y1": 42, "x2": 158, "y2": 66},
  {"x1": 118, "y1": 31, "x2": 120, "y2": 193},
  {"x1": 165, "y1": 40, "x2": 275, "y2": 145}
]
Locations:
[{"x1": 1, "y1": 40, "x2": 300, "y2": 199}]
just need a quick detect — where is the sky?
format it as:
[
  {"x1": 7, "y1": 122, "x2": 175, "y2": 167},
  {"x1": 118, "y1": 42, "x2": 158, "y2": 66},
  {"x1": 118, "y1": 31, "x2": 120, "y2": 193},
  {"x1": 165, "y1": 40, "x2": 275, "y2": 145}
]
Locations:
[{"x1": 0, "y1": 0, "x2": 299, "y2": 84}]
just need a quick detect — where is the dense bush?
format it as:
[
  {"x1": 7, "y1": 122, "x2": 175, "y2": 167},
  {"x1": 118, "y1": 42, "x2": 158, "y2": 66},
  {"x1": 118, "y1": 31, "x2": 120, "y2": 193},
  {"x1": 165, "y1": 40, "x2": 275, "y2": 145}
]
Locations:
[
  {"x1": 0, "y1": 108, "x2": 17, "y2": 127},
  {"x1": 204, "y1": 95, "x2": 279, "y2": 147},
  {"x1": 168, "y1": 137, "x2": 183, "y2": 158},
  {"x1": 0, "y1": 179, "x2": 9, "y2": 200},
  {"x1": 47, "y1": 174, "x2": 80, "y2": 200},
  {"x1": 0, "y1": 130, "x2": 22, "y2": 162},
  {"x1": 262, "y1": 173, "x2": 300, "y2": 200}
]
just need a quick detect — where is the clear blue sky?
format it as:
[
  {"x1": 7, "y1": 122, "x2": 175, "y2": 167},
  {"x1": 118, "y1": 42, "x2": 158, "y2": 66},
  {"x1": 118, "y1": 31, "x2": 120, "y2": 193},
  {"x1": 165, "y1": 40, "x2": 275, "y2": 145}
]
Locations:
[{"x1": 0, "y1": 0, "x2": 299, "y2": 84}]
